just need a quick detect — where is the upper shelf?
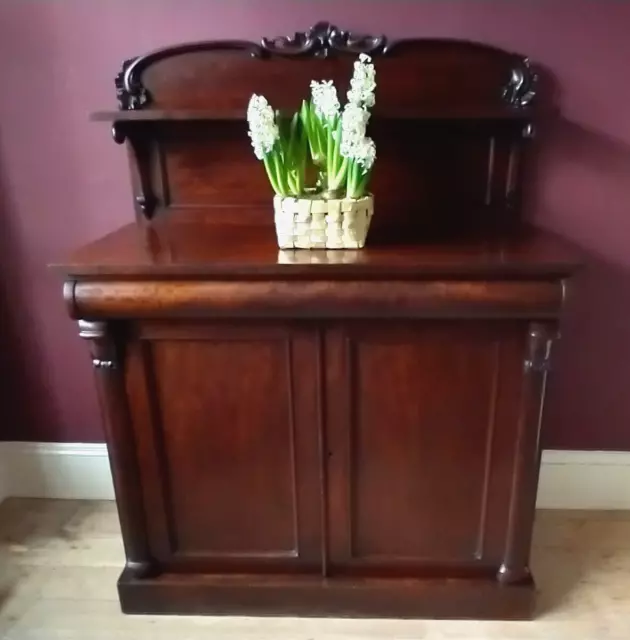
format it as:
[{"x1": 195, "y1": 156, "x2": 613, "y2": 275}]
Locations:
[{"x1": 91, "y1": 105, "x2": 545, "y2": 124}]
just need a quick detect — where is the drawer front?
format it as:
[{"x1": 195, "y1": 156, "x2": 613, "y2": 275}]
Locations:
[{"x1": 71, "y1": 278, "x2": 563, "y2": 319}]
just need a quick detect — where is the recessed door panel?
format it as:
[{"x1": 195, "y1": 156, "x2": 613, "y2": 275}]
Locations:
[
  {"x1": 326, "y1": 321, "x2": 525, "y2": 574},
  {"x1": 127, "y1": 322, "x2": 322, "y2": 574}
]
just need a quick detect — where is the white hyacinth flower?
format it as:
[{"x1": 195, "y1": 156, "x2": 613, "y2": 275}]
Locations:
[
  {"x1": 340, "y1": 102, "x2": 370, "y2": 158},
  {"x1": 355, "y1": 136, "x2": 376, "y2": 173},
  {"x1": 310, "y1": 80, "x2": 341, "y2": 121},
  {"x1": 247, "y1": 94, "x2": 279, "y2": 159},
  {"x1": 347, "y1": 53, "x2": 376, "y2": 108}
]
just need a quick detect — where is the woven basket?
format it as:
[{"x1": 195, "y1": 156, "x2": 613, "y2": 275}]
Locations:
[{"x1": 273, "y1": 194, "x2": 373, "y2": 249}]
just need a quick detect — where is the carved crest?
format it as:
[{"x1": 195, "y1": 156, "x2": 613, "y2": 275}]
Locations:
[
  {"x1": 503, "y1": 58, "x2": 538, "y2": 107},
  {"x1": 261, "y1": 21, "x2": 387, "y2": 58}
]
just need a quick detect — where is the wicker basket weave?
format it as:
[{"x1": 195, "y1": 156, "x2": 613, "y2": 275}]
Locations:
[{"x1": 273, "y1": 194, "x2": 373, "y2": 249}]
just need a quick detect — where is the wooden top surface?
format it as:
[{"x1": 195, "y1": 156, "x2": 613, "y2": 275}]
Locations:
[{"x1": 56, "y1": 218, "x2": 583, "y2": 281}]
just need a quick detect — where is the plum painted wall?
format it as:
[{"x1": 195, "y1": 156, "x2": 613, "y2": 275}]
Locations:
[{"x1": 0, "y1": 0, "x2": 629, "y2": 448}]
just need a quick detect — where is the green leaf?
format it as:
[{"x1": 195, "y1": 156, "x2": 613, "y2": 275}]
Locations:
[
  {"x1": 287, "y1": 171, "x2": 298, "y2": 195},
  {"x1": 262, "y1": 154, "x2": 281, "y2": 195},
  {"x1": 326, "y1": 124, "x2": 334, "y2": 186},
  {"x1": 300, "y1": 100, "x2": 311, "y2": 137},
  {"x1": 298, "y1": 120, "x2": 308, "y2": 192},
  {"x1": 287, "y1": 112, "x2": 299, "y2": 170},
  {"x1": 332, "y1": 120, "x2": 342, "y2": 178},
  {"x1": 355, "y1": 168, "x2": 371, "y2": 199},
  {"x1": 331, "y1": 156, "x2": 348, "y2": 191},
  {"x1": 301, "y1": 100, "x2": 319, "y2": 163},
  {"x1": 271, "y1": 151, "x2": 288, "y2": 196},
  {"x1": 316, "y1": 116, "x2": 326, "y2": 162},
  {"x1": 347, "y1": 159, "x2": 362, "y2": 199}
]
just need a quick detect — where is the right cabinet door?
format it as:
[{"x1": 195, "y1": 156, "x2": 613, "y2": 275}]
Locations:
[{"x1": 325, "y1": 320, "x2": 529, "y2": 576}]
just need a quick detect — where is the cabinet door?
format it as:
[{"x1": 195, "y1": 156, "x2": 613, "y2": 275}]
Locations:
[
  {"x1": 325, "y1": 321, "x2": 527, "y2": 576},
  {"x1": 126, "y1": 321, "x2": 324, "y2": 574}
]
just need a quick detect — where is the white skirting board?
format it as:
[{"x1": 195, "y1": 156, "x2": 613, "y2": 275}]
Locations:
[
  {"x1": 0, "y1": 442, "x2": 115, "y2": 501},
  {"x1": 0, "y1": 443, "x2": 629, "y2": 509}
]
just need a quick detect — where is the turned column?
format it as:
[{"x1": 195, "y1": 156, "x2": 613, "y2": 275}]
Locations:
[
  {"x1": 78, "y1": 319, "x2": 155, "y2": 578},
  {"x1": 498, "y1": 321, "x2": 557, "y2": 585}
]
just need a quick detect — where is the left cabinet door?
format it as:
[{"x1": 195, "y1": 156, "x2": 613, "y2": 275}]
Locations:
[{"x1": 124, "y1": 320, "x2": 324, "y2": 575}]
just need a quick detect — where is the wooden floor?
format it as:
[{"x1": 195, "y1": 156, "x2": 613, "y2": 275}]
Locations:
[{"x1": 1, "y1": 499, "x2": 629, "y2": 638}]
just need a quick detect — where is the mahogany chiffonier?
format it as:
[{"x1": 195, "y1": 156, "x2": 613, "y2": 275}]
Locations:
[{"x1": 57, "y1": 23, "x2": 581, "y2": 619}]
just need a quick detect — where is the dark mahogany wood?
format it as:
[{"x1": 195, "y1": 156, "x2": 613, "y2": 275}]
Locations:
[
  {"x1": 98, "y1": 25, "x2": 542, "y2": 229},
  {"x1": 56, "y1": 220, "x2": 580, "y2": 280},
  {"x1": 67, "y1": 278, "x2": 562, "y2": 320},
  {"x1": 324, "y1": 321, "x2": 525, "y2": 575},
  {"x1": 498, "y1": 322, "x2": 558, "y2": 585},
  {"x1": 126, "y1": 321, "x2": 324, "y2": 575},
  {"x1": 77, "y1": 320, "x2": 155, "y2": 579},
  {"x1": 117, "y1": 570, "x2": 535, "y2": 619},
  {"x1": 92, "y1": 106, "x2": 545, "y2": 122},
  {"x1": 57, "y1": 26, "x2": 582, "y2": 619}
]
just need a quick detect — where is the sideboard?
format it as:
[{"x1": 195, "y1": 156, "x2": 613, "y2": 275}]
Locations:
[{"x1": 57, "y1": 23, "x2": 581, "y2": 619}]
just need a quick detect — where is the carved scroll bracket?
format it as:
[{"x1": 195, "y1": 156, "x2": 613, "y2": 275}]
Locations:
[
  {"x1": 523, "y1": 324, "x2": 556, "y2": 373},
  {"x1": 78, "y1": 320, "x2": 119, "y2": 371},
  {"x1": 522, "y1": 123, "x2": 536, "y2": 139},
  {"x1": 503, "y1": 58, "x2": 538, "y2": 107},
  {"x1": 112, "y1": 123, "x2": 158, "y2": 219},
  {"x1": 116, "y1": 57, "x2": 151, "y2": 111}
]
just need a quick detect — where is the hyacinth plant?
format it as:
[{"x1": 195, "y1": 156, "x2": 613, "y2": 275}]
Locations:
[{"x1": 247, "y1": 54, "x2": 376, "y2": 200}]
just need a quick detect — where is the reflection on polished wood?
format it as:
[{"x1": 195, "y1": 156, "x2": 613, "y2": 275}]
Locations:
[{"x1": 56, "y1": 218, "x2": 581, "y2": 279}]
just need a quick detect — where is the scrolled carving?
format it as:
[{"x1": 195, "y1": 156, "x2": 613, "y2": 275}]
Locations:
[
  {"x1": 77, "y1": 321, "x2": 121, "y2": 371},
  {"x1": 111, "y1": 125, "x2": 158, "y2": 218},
  {"x1": 78, "y1": 319, "x2": 107, "y2": 340},
  {"x1": 115, "y1": 42, "x2": 264, "y2": 111},
  {"x1": 522, "y1": 123, "x2": 536, "y2": 139},
  {"x1": 93, "y1": 358, "x2": 116, "y2": 370},
  {"x1": 111, "y1": 122, "x2": 127, "y2": 144},
  {"x1": 261, "y1": 21, "x2": 387, "y2": 58},
  {"x1": 503, "y1": 58, "x2": 538, "y2": 107},
  {"x1": 135, "y1": 194, "x2": 157, "y2": 218},
  {"x1": 523, "y1": 323, "x2": 556, "y2": 373},
  {"x1": 116, "y1": 57, "x2": 151, "y2": 111}
]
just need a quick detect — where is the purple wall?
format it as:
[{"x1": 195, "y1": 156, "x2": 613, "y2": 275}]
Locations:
[{"x1": 0, "y1": 1, "x2": 629, "y2": 448}]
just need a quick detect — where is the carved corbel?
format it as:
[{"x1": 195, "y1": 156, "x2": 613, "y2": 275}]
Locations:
[{"x1": 111, "y1": 123, "x2": 158, "y2": 219}]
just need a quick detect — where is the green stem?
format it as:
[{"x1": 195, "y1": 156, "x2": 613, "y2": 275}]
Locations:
[
  {"x1": 347, "y1": 161, "x2": 364, "y2": 199},
  {"x1": 355, "y1": 168, "x2": 370, "y2": 199},
  {"x1": 287, "y1": 171, "x2": 298, "y2": 196},
  {"x1": 332, "y1": 156, "x2": 348, "y2": 191},
  {"x1": 263, "y1": 154, "x2": 281, "y2": 195},
  {"x1": 300, "y1": 125, "x2": 308, "y2": 187},
  {"x1": 302, "y1": 101, "x2": 319, "y2": 165},
  {"x1": 346, "y1": 160, "x2": 355, "y2": 198},
  {"x1": 326, "y1": 124, "x2": 334, "y2": 189},
  {"x1": 332, "y1": 122, "x2": 341, "y2": 180},
  {"x1": 316, "y1": 117, "x2": 326, "y2": 164},
  {"x1": 272, "y1": 152, "x2": 288, "y2": 196}
]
